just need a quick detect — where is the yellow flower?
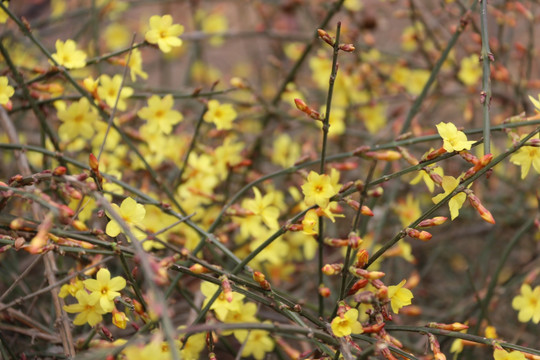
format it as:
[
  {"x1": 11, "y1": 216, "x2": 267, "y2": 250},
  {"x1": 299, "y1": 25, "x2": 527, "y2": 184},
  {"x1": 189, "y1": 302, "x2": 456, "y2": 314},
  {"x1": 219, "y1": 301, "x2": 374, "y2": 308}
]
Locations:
[
  {"x1": 302, "y1": 209, "x2": 319, "y2": 236},
  {"x1": 178, "y1": 331, "x2": 206, "y2": 360},
  {"x1": 0, "y1": 76, "x2": 14, "y2": 105},
  {"x1": 330, "y1": 308, "x2": 363, "y2": 337},
  {"x1": 458, "y1": 54, "x2": 482, "y2": 86},
  {"x1": 200, "y1": 281, "x2": 244, "y2": 321},
  {"x1": 509, "y1": 135, "x2": 540, "y2": 179},
  {"x1": 344, "y1": 0, "x2": 363, "y2": 11},
  {"x1": 358, "y1": 103, "x2": 387, "y2": 134},
  {"x1": 203, "y1": 99, "x2": 237, "y2": 130},
  {"x1": 432, "y1": 175, "x2": 466, "y2": 220},
  {"x1": 0, "y1": 1, "x2": 9, "y2": 23},
  {"x1": 97, "y1": 74, "x2": 133, "y2": 111},
  {"x1": 200, "y1": 10, "x2": 228, "y2": 46},
  {"x1": 126, "y1": 48, "x2": 148, "y2": 82},
  {"x1": 105, "y1": 196, "x2": 146, "y2": 238},
  {"x1": 112, "y1": 308, "x2": 129, "y2": 329},
  {"x1": 235, "y1": 327, "x2": 275, "y2": 360},
  {"x1": 394, "y1": 194, "x2": 421, "y2": 227},
  {"x1": 51, "y1": 39, "x2": 87, "y2": 69},
  {"x1": 301, "y1": 171, "x2": 337, "y2": 208},
  {"x1": 123, "y1": 336, "x2": 172, "y2": 360},
  {"x1": 83, "y1": 268, "x2": 126, "y2": 312},
  {"x1": 271, "y1": 134, "x2": 300, "y2": 168},
  {"x1": 137, "y1": 94, "x2": 183, "y2": 134},
  {"x1": 58, "y1": 277, "x2": 84, "y2": 298},
  {"x1": 436, "y1": 122, "x2": 475, "y2": 152},
  {"x1": 493, "y1": 348, "x2": 526, "y2": 360},
  {"x1": 242, "y1": 187, "x2": 280, "y2": 229},
  {"x1": 410, "y1": 165, "x2": 443, "y2": 193},
  {"x1": 387, "y1": 279, "x2": 414, "y2": 313},
  {"x1": 512, "y1": 283, "x2": 540, "y2": 324},
  {"x1": 57, "y1": 97, "x2": 98, "y2": 140},
  {"x1": 104, "y1": 23, "x2": 131, "y2": 51},
  {"x1": 145, "y1": 14, "x2": 184, "y2": 53},
  {"x1": 63, "y1": 290, "x2": 106, "y2": 326}
]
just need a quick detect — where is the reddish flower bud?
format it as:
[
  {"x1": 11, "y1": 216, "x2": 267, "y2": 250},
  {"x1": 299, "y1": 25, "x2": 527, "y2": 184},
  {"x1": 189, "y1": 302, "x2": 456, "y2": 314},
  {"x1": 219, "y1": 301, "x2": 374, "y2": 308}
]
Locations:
[
  {"x1": 220, "y1": 275, "x2": 233, "y2": 303},
  {"x1": 338, "y1": 43, "x2": 355, "y2": 52},
  {"x1": 355, "y1": 249, "x2": 369, "y2": 268},
  {"x1": 406, "y1": 228, "x2": 432, "y2": 241},
  {"x1": 367, "y1": 186, "x2": 384, "y2": 197},
  {"x1": 318, "y1": 285, "x2": 331, "y2": 298},
  {"x1": 362, "y1": 322, "x2": 385, "y2": 334},
  {"x1": 397, "y1": 146, "x2": 419, "y2": 166},
  {"x1": 361, "y1": 205, "x2": 374, "y2": 216},
  {"x1": 322, "y1": 263, "x2": 343, "y2": 276},
  {"x1": 348, "y1": 232, "x2": 363, "y2": 249},
  {"x1": 418, "y1": 217, "x2": 447, "y2": 228},
  {"x1": 364, "y1": 150, "x2": 402, "y2": 161},
  {"x1": 253, "y1": 271, "x2": 271, "y2": 290},
  {"x1": 349, "y1": 266, "x2": 385, "y2": 280},
  {"x1": 427, "y1": 322, "x2": 468, "y2": 331},
  {"x1": 317, "y1": 29, "x2": 334, "y2": 46},
  {"x1": 53, "y1": 166, "x2": 67, "y2": 176},
  {"x1": 467, "y1": 193, "x2": 495, "y2": 224},
  {"x1": 425, "y1": 147, "x2": 447, "y2": 160},
  {"x1": 347, "y1": 279, "x2": 369, "y2": 296},
  {"x1": 189, "y1": 264, "x2": 209, "y2": 274}
]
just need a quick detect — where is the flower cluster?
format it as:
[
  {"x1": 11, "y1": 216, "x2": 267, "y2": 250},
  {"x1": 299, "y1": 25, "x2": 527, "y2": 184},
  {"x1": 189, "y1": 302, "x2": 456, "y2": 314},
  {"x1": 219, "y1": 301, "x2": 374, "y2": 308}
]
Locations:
[{"x1": 61, "y1": 268, "x2": 126, "y2": 327}]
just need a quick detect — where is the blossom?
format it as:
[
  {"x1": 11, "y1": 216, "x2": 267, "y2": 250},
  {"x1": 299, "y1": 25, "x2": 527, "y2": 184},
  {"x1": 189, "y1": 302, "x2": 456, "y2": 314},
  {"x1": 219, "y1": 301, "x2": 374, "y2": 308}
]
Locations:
[
  {"x1": 493, "y1": 348, "x2": 526, "y2": 360},
  {"x1": 301, "y1": 171, "x2": 337, "y2": 208},
  {"x1": 97, "y1": 74, "x2": 134, "y2": 111},
  {"x1": 235, "y1": 328, "x2": 275, "y2": 360},
  {"x1": 242, "y1": 187, "x2": 280, "y2": 230},
  {"x1": 178, "y1": 331, "x2": 206, "y2": 360},
  {"x1": 145, "y1": 14, "x2": 184, "y2": 53},
  {"x1": 330, "y1": 308, "x2": 363, "y2": 337},
  {"x1": 387, "y1": 279, "x2": 414, "y2": 313},
  {"x1": 0, "y1": 1, "x2": 9, "y2": 23},
  {"x1": 302, "y1": 209, "x2": 319, "y2": 235},
  {"x1": 200, "y1": 281, "x2": 244, "y2": 321},
  {"x1": 137, "y1": 94, "x2": 183, "y2": 134},
  {"x1": 511, "y1": 283, "x2": 540, "y2": 324},
  {"x1": 112, "y1": 308, "x2": 129, "y2": 329},
  {"x1": 57, "y1": 97, "x2": 98, "y2": 140},
  {"x1": 83, "y1": 268, "x2": 126, "y2": 312},
  {"x1": 410, "y1": 165, "x2": 443, "y2": 193},
  {"x1": 105, "y1": 196, "x2": 146, "y2": 238},
  {"x1": 509, "y1": 135, "x2": 540, "y2": 179},
  {"x1": 51, "y1": 39, "x2": 87, "y2": 69},
  {"x1": 63, "y1": 290, "x2": 106, "y2": 326},
  {"x1": 126, "y1": 48, "x2": 148, "y2": 82},
  {"x1": 203, "y1": 100, "x2": 237, "y2": 130},
  {"x1": 58, "y1": 277, "x2": 84, "y2": 298},
  {"x1": 436, "y1": 122, "x2": 475, "y2": 152},
  {"x1": 432, "y1": 176, "x2": 466, "y2": 220},
  {"x1": 458, "y1": 54, "x2": 482, "y2": 86},
  {"x1": 0, "y1": 76, "x2": 14, "y2": 105},
  {"x1": 272, "y1": 134, "x2": 301, "y2": 168}
]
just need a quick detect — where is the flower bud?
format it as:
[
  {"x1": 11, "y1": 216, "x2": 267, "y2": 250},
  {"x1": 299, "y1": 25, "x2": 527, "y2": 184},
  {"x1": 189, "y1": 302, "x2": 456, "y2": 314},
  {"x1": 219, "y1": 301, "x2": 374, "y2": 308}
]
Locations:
[
  {"x1": 406, "y1": 228, "x2": 432, "y2": 241},
  {"x1": 220, "y1": 275, "x2": 233, "y2": 303},
  {"x1": 349, "y1": 266, "x2": 385, "y2": 280},
  {"x1": 347, "y1": 279, "x2": 369, "y2": 296},
  {"x1": 363, "y1": 150, "x2": 402, "y2": 161},
  {"x1": 53, "y1": 166, "x2": 67, "y2": 176},
  {"x1": 318, "y1": 285, "x2": 331, "y2": 298},
  {"x1": 322, "y1": 263, "x2": 343, "y2": 276},
  {"x1": 338, "y1": 43, "x2": 355, "y2": 52},
  {"x1": 355, "y1": 249, "x2": 369, "y2": 268},
  {"x1": 348, "y1": 232, "x2": 363, "y2": 249},
  {"x1": 428, "y1": 322, "x2": 468, "y2": 331},
  {"x1": 112, "y1": 308, "x2": 129, "y2": 329},
  {"x1": 367, "y1": 186, "x2": 384, "y2": 197},
  {"x1": 253, "y1": 271, "x2": 271, "y2": 291},
  {"x1": 188, "y1": 264, "x2": 206, "y2": 274},
  {"x1": 317, "y1": 29, "x2": 334, "y2": 46},
  {"x1": 467, "y1": 193, "x2": 495, "y2": 224},
  {"x1": 418, "y1": 217, "x2": 447, "y2": 228}
]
